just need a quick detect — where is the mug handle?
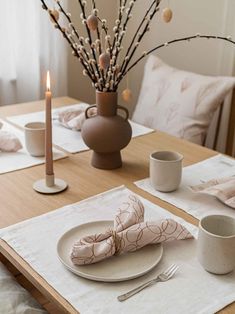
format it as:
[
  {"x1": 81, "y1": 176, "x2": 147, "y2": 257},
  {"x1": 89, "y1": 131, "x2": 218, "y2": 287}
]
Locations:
[
  {"x1": 85, "y1": 105, "x2": 97, "y2": 119},
  {"x1": 117, "y1": 105, "x2": 129, "y2": 121}
]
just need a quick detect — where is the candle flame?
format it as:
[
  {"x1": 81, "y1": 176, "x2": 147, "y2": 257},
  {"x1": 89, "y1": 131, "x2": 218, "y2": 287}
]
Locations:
[{"x1": 46, "y1": 71, "x2": 51, "y2": 91}]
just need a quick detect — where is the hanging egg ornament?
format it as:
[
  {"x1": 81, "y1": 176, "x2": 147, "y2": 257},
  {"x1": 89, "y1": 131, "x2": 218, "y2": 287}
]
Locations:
[
  {"x1": 162, "y1": 8, "x2": 173, "y2": 23},
  {"x1": 99, "y1": 53, "x2": 110, "y2": 70},
  {"x1": 122, "y1": 88, "x2": 132, "y2": 103},
  {"x1": 87, "y1": 15, "x2": 99, "y2": 31},
  {"x1": 50, "y1": 9, "x2": 60, "y2": 23},
  {"x1": 115, "y1": 64, "x2": 120, "y2": 74}
]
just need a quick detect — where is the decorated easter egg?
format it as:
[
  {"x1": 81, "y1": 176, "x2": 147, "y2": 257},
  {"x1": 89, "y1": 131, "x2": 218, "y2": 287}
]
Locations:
[
  {"x1": 87, "y1": 15, "x2": 99, "y2": 31},
  {"x1": 162, "y1": 8, "x2": 173, "y2": 23},
  {"x1": 99, "y1": 53, "x2": 110, "y2": 70},
  {"x1": 122, "y1": 88, "x2": 132, "y2": 103},
  {"x1": 50, "y1": 9, "x2": 60, "y2": 22}
]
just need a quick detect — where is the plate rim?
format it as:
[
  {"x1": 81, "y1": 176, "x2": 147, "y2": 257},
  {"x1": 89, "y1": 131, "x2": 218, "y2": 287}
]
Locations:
[{"x1": 57, "y1": 220, "x2": 163, "y2": 282}]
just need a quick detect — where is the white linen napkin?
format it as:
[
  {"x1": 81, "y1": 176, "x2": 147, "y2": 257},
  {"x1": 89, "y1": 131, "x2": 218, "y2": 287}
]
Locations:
[
  {"x1": 189, "y1": 176, "x2": 235, "y2": 208},
  {"x1": 0, "y1": 121, "x2": 22, "y2": 152},
  {"x1": 56, "y1": 103, "x2": 97, "y2": 131},
  {"x1": 71, "y1": 194, "x2": 192, "y2": 265}
]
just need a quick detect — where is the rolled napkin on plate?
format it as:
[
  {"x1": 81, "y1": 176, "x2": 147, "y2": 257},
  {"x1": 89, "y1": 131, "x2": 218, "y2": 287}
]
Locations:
[
  {"x1": 71, "y1": 195, "x2": 193, "y2": 265},
  {"x1": 56, "y1": 104, "x2": 97, "y2": 131},
  {"x1": 0, "y1": 123, "x2": 22, "y2": 152},
  {"x1": 189, "y1": 176, "x2": 235, "y2": 208}
]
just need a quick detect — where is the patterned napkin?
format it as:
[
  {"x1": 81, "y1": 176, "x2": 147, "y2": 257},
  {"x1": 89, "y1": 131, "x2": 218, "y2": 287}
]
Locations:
[
  {"x1": 0, "y1": 122, "x2": 22, "y2": 152},
  {"x1": 56, "y1": 104, "x2": 97, "y2": 131},
  {"x1": 190, "y1": 176, "x2": 235, "y2": 208},
  {"x1": 71, "y1": 195, "x2": 193, "y2": 265}
]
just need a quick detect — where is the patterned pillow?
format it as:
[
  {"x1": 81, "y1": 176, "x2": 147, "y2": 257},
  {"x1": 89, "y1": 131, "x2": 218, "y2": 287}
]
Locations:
[{"x1": 132, "y1": 55, "x2": 235, "y2": 145}]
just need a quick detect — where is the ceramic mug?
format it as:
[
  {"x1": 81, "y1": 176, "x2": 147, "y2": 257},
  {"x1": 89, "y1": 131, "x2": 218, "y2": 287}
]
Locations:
[
  {"x1": 24, "y1": 122, "x2": 45, "y2": 157},
  {"x1": 197, "y1": 215, "x2": 235, "y2": 275},
  {"x1": 150, "y1": 151, "x2": 183, "y2": 192}
]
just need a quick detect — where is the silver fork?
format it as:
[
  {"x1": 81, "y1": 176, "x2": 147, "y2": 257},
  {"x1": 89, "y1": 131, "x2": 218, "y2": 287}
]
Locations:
[{"x1": 117, "y1": 264, "x2": 179, "y2": 302}]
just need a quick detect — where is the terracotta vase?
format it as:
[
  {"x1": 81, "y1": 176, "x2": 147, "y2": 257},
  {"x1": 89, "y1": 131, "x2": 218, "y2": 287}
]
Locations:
[{"x1": 81, "y1": 91, "x2": 132, "y2": 169}]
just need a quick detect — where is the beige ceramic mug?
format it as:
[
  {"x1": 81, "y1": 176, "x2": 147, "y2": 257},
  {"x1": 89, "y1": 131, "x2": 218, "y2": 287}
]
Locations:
[
  {"x1": 197, "y1": 215, "x2": 235, "y2": 275},
  {"x1": 24, "y1": 122, "x2": 45, "y2": 157},
  {"x1": 150, "y1": 151, "x2": 183, "y2": 192}
]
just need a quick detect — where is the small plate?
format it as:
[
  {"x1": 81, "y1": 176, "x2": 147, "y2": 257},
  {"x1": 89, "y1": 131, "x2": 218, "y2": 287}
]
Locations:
[{"x1": 57, "y1": 220, "x2": 163, "y2": 282}]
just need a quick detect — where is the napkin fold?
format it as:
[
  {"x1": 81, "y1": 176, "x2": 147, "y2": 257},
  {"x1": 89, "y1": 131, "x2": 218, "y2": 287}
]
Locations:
[
  {"x1": 56, "y1": 104, "x2": 97, "y2": 131},
  {"x1": 190, "y1": 176, "x2": 235, "y2": 208},
  {"x1": 0, "y1": 123, "x2": 22, "y2": 152},
  {"x1": 71, "y1": 195, "x2": 193, "y2": 265}
]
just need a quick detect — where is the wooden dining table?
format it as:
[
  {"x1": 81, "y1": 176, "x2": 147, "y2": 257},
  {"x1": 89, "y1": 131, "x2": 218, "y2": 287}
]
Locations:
[{"x1": 0, "y1": 97, "x2": 234, "y2": 314}]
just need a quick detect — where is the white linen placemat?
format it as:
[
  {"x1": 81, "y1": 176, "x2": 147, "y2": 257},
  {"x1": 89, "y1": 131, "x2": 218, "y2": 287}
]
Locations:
[
  {"x1": 0, "y1": 120, "x2": 66, "y2": 174},
  {"x1": 1, "y1": 186, "x2": 234, "y2": 314},
  {"x1": 6, "y1": 104, "x2": 154, "y2": 153},
  {"x1": 135, "y1": 154, "x2": 235, "y2": 220}
]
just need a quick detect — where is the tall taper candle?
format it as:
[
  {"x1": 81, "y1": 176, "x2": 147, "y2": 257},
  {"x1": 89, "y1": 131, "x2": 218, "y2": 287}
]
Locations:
[
  {"x1": 45, "y1": 71, "x2": 54, "y2": 176},
  {"x1": 33, "y1": 71, "x2": 67, "y2": 194}
]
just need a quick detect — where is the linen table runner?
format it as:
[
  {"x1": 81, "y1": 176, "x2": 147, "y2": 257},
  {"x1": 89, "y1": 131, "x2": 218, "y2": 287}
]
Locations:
[
  {"x1": 135, "y1": 154, "x2": 235, "y2": 220},
  {"x1": 7, "y1": 104, "x2": 154, "y2": 153},
  {"x1": 1, "y1": 186, "x2": 235, "y2": 314},
  {"x1": 0, "y1": 120, "x2": 66, "y2": 174}
]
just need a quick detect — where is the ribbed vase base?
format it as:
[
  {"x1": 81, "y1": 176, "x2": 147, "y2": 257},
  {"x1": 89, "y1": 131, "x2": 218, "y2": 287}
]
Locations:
[{"x1": 91, "y1": 151, "x2": 122, "y2": 170}]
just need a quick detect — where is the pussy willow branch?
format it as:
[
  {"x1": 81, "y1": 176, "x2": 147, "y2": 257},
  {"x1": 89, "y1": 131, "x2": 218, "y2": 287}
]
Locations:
[
  {"x1": 56, "y1": 0, "x2": 96, "y2": 79},
  {"x1": 40, "y1": 0, "x2": 95, "y2": 82},
  {"x1": 77, "y1": 0, "x2": 102, "y2": 89},
  {"x1": 57, "y1": 1, "x2": 80, "y2": 41},
  {"x1": 92, "y1": 0, "x2": 96, "y2": 8},
  {"x1": 92, "y1": 7, "x2": 106, "y2": 87},
  {"x1": 118, "y1": 0, "x2": 136, "y2": 48},
  {"x1": 121, "y1": 35, "x2": 235, "y2": 82},
  {"x1": 107, "y1": 0, "x2": 127, "y2": 90},
  {"x1": 117, "y1": 1, "x2": 159, "y2": 88},
  {"x1": 109, "y1": 0, "x2": 136, "y2": 89},
  {"x1": 110, "y1": 0, "x2": 127, "y2": 55},
  {"x1": 120, "y1": 0, "x2": 158, "y2": 75}
]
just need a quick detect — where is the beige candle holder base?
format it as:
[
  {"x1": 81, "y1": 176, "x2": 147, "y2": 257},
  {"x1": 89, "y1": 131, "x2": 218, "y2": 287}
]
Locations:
[{"x1": 33, "y1": 174, "x2": 68, "y2": 194}]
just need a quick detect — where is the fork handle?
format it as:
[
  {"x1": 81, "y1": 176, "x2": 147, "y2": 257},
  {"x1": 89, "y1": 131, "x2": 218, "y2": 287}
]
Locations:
[{"x1": 117, "y1": 279, "x2": 159, "y2": 302}]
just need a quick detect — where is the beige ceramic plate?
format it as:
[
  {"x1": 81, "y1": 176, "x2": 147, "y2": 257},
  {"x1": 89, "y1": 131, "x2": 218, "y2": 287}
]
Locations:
[{"x1": 57, "y1": 220, "x2": 163, "y2": 282}]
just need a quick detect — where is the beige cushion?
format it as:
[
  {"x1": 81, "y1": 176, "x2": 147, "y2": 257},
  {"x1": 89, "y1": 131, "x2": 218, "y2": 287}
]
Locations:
[{"x1": 132, "y1": 55, "x2": 235, "y2": 145}]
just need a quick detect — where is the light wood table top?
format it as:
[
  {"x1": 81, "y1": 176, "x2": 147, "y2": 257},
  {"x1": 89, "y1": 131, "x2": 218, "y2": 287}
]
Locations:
[{"x1": 0, "y1": 97, "x2": 233, "y2": 314}]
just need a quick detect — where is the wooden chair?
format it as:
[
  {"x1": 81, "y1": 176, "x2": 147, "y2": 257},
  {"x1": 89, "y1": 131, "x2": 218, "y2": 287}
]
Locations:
[
  {"x1": 207, "y1": 88, "x2": 235, "y2": 155},
  {"x1": 226, "y1": 88, "x2": 235, "y2": 155}
]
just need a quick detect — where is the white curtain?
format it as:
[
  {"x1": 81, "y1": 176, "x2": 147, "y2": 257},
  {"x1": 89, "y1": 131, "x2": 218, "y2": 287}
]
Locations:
[{"x1": 0, "y1": 0, "x2": 68, "y2": 106}]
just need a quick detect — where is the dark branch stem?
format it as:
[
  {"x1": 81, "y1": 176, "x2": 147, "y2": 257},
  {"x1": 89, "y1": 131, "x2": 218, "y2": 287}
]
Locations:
[
  {"x1": 121, "y1": 35, "x2": 235, "y2": 81},
  {"x1": 77, "y1": 0, "x2": 102, "y2": 89},
  {"x1": 119, "y1": 0, "x2": 159, "y2": 75},
  {"x1": 110, "y1": 0, "x2": 127, "y2": 55},
  {"x1": 116, "y1": 1, "x2": 160, "y2": 87},
  {"x1": 40, "y1": 0, "x2": 95, "y2": 83},
  {"x1": 56, "y1": 1, "x2": 96, "y2": 79}
]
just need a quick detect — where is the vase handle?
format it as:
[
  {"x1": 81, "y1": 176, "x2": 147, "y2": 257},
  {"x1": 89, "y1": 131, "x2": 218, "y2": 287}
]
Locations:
[
  {"x1": 85, "y1": 105, "x2": 97, "y2": 119},
  {"x1": 117, "y1": 105, "x2": 129, "y2": 121}
]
